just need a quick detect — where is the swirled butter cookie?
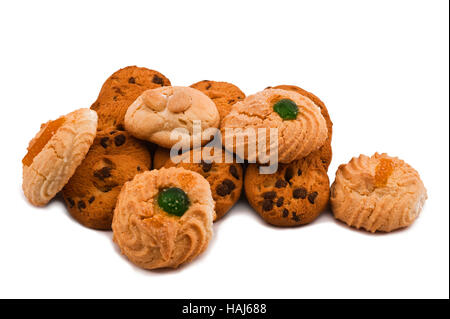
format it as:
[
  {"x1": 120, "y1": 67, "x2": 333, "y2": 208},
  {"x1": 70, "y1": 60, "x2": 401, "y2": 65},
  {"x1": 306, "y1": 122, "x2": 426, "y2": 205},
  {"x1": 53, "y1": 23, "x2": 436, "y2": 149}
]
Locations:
[
  {"x1": 112, "y1": 167, "x2": 215, "y2": 269},
  {"x1": 62, "y1": 130, "x2": 151, "y2": 229},
  {"x1": 220, "y1": 89, "x2": 328, "y2": 164},
  {"x1": 245, "y1": 152, "x2": 329, "y2": 227},
  {"x1": 90, "y1": 66, "x2": 171, "y2": 131},
  {"x1": 124, "y1": 86, "x2": 220, "y2": 148},
  {"x1": 22, "y1": 108, "x2": 98, "y2": 206},
  {"x1": 164, "y1": 146, "x2": 243, "y2": 221},
  {"x1": 331, "y1": 153, "x2": 427, "y2": 233}
]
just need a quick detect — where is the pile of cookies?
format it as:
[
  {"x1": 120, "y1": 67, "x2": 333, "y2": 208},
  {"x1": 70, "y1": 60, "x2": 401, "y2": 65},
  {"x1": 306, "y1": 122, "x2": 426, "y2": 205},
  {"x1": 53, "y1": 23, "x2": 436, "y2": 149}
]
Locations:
[{"x1": 22, "y1": 66, "x2": 427, "y2": 270}]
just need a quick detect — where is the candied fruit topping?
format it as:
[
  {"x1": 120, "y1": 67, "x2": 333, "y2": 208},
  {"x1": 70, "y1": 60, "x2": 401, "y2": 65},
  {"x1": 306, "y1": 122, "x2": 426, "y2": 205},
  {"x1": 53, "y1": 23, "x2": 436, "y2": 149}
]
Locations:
[
  {"x1": 157, "y1": 187, "x2": 190, "y2": 217},
  {"x1": 22, "y1": 117, "x2": 65, "y2": 167},
  {"x1": 374, "y1": 158, "x2": 395, "y2": 188}
]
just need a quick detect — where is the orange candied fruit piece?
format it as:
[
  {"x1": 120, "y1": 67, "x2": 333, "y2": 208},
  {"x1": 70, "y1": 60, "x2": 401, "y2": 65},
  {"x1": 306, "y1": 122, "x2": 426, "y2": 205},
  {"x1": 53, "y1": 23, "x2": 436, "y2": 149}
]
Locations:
[
  {"x1": 374, "y1": 158, "x2": 395, "y2": 188},
  {"x1": 22, "y1": 117, "x2": 65, "y2": 167}
]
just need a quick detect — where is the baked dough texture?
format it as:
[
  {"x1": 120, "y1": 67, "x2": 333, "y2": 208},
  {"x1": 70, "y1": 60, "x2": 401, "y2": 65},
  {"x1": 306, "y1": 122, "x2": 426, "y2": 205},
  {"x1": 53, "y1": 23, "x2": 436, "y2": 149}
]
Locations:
[
  {"x1": 23, "y1": 108, "x2": 98, "y2": 206},
  {"x1": 124, "y1": 86, "x2": 220, "y2": 148},
  {"x1": 112, "y1": 167, "x2": 215, "y2": 269},
  {"x1": 220, "y1": 89, "x2": 328, "y2": 164},
  {"x1": 331, "y1": 153, "x2": 427, "y2": 232}
]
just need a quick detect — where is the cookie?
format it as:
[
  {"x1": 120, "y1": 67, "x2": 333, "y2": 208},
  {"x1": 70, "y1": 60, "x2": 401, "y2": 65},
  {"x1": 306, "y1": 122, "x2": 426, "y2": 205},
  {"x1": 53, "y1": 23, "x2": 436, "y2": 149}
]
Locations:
[
  {"x1": 220, "y1": 89, "x2": 328, "y2": 164},
  {"x1": 112, "y1": 167, "x2": 215, "y2": 269},
  {"x1": 270, "y1": 85, "x2": 333, "y2": 170},
  {"x1": 164, "y1": 146, "x2": 243, "y2": 221},
  {"x1": 153, "y1": 146, "x2": 171, "y2": 169},
  {"x1": 90, "y1": 66, "x2": 171, "y2": 131},
  {"x1": 190, "y1": 80, "x2": 245, "y2": 123},
  {"x1": 245, "y1": 152, "x2": 330, "y2": 227},
  {"x1": 22, "y1": 108, "x2": 97, "y2": 206},
  {"x1": 62, "y1": 130, "x2": 151, "y2": 229},
  {"x1": 125, "y1": 86, "x2": 220, "y2": 148},
  {"x1": 330, "y1": 153, "x2": 427, "y2": 233}
]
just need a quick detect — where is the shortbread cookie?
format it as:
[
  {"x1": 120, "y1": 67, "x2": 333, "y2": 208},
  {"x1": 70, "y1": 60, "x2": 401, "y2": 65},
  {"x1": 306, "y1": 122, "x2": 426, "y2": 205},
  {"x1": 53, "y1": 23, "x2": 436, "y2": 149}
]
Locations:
[
  {"x1": 190, "y1": 80, "x2": 245, "y2": 122},
  {"x1": 330, "y1": 153, "x2": 427, "y2": 233},
  {"x1": 91, "y1": 66, "x2": 171, "y2": 131},
  {"x1": 22, "y1": 108, "x2": 98, "y2": 206},
  {"x1": 112, "y1": 167, "x2": 215, "y2": 269},
  {"x1": 271, "y1": 85, "x2": 333, "y2": 170},
  {"x1": 245, "y1": 152, "x2": 329, "y2": 227},
  {"x1": 220, "y1": 89, "x2": 328, "y2": 164},
  {"x1": 125, "y1": 86, "x2": 220, "y2": 148},
  {"x1": 164, "y1": 147, "x2": 243, "y2": 221},
  {"x1": 62, "y1": 130, "x2": 151, "y2": 229}
]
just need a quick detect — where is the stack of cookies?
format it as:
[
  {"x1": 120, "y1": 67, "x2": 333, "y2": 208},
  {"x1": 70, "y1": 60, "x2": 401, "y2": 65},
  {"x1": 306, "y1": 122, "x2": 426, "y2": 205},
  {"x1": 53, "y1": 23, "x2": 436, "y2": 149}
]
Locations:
[{"x1": 22, "y1": 66, "x2": 427, "y2": 270}]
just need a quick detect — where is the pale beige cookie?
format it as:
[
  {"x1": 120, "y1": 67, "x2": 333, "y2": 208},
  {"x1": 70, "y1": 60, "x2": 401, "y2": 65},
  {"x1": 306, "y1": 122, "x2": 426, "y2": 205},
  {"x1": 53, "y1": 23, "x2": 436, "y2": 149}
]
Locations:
[
  {"x1": 220, "y1": 89, "x2": 328, "y2": 164},
  {"x1": 22, "y1": 108, "x2": 98, "y2": 206},
  {"x1": 112, "y1": 167, "x2": 215, "y2": 269},
  {"x1": 331, "y1": 153, "x2": 427, "y2": 233},
  {"x1": 124, "y1": 86, "x2": 220, "y2": 148}
]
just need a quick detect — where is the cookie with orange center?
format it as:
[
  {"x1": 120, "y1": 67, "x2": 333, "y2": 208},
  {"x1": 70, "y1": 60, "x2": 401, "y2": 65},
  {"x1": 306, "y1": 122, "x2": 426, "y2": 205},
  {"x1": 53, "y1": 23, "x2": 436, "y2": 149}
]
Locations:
[
  {"x1": 331, "y1": 153, "x2": 427, "y2": 232},
  {"x1": 22, "y1": 108, "x2": 98, "y2": 206}
]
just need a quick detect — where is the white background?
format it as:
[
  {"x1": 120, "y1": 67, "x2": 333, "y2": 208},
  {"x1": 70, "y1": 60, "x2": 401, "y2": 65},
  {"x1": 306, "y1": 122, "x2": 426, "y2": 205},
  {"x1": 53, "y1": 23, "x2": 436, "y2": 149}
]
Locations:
[{"x1": 1, "y1": 0, "x2": 448, "y2": 299}]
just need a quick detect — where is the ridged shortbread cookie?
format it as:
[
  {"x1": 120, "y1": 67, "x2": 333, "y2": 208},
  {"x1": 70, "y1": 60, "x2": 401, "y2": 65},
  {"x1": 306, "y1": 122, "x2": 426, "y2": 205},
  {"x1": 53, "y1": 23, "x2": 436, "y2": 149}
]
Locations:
[
  {"x1": 112, "y1": 167, "x2": 215, "y2": 269},
  {"x1": 220, "y1": 89, "x2": 328, "y2": 164},
  {"x1": 125, "y1": 86, "x2": 220, "y2": 148},
  {"x1": 22, "y1": 108, "x2": 97, "y2": 206},
  {"x1": 331, "y1": 153, "x2": 427, "y2": 233}
]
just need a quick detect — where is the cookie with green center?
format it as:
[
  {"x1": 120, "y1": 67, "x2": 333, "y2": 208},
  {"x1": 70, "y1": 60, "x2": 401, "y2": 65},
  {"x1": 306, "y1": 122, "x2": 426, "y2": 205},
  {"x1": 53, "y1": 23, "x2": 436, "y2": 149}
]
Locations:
[
  {"x1": 220, "y1": 88, "x2": 328, "y2": 164},
  {"x1": 112, "y1": 167, "x2": 215, "y2": 270}
]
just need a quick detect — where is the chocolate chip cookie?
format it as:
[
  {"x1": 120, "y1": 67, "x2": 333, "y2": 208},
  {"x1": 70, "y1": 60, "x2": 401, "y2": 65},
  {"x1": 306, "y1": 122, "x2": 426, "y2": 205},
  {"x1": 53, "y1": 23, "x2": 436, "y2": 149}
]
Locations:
[
  {"x1": 245, "y1": 152, "x2": 330, "y2": 227},
  {"x1": 62, "y1": 130, "x2": 151, "y2": 229},
  {"x1": 91, "y1": 66, "x2": 171, "y2": 131}
]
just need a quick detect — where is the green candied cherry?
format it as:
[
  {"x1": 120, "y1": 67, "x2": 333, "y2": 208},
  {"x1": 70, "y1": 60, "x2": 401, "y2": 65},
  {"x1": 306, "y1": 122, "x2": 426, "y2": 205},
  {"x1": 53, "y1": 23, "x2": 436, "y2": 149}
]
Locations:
[
  {"x1": 273, "y1": 99, "x2": 299, "y2": 120},
  {"x1": 157, "y1": 187, "x2": 190, "y2": 217}
]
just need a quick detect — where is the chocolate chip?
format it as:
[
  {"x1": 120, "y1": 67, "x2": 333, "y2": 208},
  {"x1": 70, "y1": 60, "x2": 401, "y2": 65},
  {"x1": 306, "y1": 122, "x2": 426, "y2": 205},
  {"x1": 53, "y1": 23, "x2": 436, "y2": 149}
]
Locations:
[
  {"x1": 308, "y1": 191, "x2": 318, "y2": 204},
  {"x1": 228, "y1": 99, "x2": 235, "y2": 104},
  {"x1": 137, "y1": 166, "x2": 141, "y2": 171},
  {"x1": 88, "y1": 196, "x2": 95, "y2": 204},
  {"x1": 94, "y1": 167, "x2": 112, "y2": 180},
  {"x1": 93, "y1": 181, "x2": 118, "y2": 193},
  {"x1": 114, "y1": 134, "x2": 126, "y2": 146},
  {"x1": 201, "y1": 161, "x2": 212, "y2": 173},
  {"x1": 297, "y1": 169, "x2": 302, "y2": 176},
  {"x1": 216, "y1": 184, "x2": 229, "y2": 197},
  {"x1": 103, "y1": 158, "x2": 114, "y2": 166},
  {"x1": 113, "y1": 87, "x2": 124, "y2": 95},
  {"x1": 262, "y1": 199, "x2": 273, "y2": 211},
  {"x1": 223, "y1": 179, "x2": 236, "y2": 191},
  {"x1": 282, "y1": 208, "x2": 289, "y2": 218},
  {"x1": 109, "y1": 130, "x2": 116, "y2": 135},
  {"x1": 113, "y1": 96, "x2": 118, "y2": 101},
  {"x1": 292, "y1": 212, "x2": 301, "y2": 222},
  {"x1": 293, "y1": 187, "x2": 307, "y2": 199},
  {"x1": 100, "y1": 137, "x2": 109, "y2": 148},
  {"x1": 67, "y1": 197, "x2": 75, "y2": 208},
  {"x1": 262, "y1": 191, "x2": 277, "y2": 200},
  {"x1": 275, "y1": 179, "x2": 288, "y2": 188},
  {"x1": 229, "y1": 165, "x2": 239, "y2": 179},
  {"x1": 152, "y1": 74, "x2": 164, "y2": 85},
  {"x1": 284, "y1": 167, "x2": 294, "y2": 183},
  {"x1": 205, "y1": 83, "x2": 212, "y2": 90},
  {"x1": 128, "y1": 77, "x2": 135, "y2": 84},
  {"x1": 77, "y1": 200, "x2": 86, "y2": 211},
  {"x1": 116, "y1": 124, "x2": 125, "y2": 131},
  {"x1": 276, "y1": 197, "x2": 284, "y2": 207}
]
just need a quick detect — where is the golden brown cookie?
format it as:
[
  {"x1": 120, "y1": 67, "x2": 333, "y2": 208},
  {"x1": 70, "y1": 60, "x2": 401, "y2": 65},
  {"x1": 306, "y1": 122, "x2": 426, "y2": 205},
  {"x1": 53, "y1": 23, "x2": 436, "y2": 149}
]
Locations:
[
  {"x1": 91, "y1": 66, "x2": 171, "y2": 131},
  {"x1": 245, "y1": 152, "x2": 329, "y2": 227},
  {"x1": 331, "y1": 153, "x2": 427, "y2": 233},
  {"x1": 164, "y1": 146, "x2": 243, "y2": 221},
  {"x1": 190, "y1": 80, "x2": 245, "y2": 123},
  {"x1": 153, "y1": 146, "x2": 171, "y2": 169},
  {"x1": 112, "y1": 167, "x2": 215, "y2": 269},
  {"x1": 22, "y1": 108, "x2": 98, "y2": 206},
  {"x1": 62, "y1": 130, "x2": 151, "y2": 230},
  {"x1": 270, "y1": 85, "x2": 333, "y2": 170}
]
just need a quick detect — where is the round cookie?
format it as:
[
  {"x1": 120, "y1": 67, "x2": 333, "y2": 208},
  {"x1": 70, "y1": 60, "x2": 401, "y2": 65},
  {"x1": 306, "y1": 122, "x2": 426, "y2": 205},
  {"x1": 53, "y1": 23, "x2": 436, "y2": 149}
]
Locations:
[
  {"x1": 112, "y1": 167, "x2": 215, "y2": 270},
  {"x1": 190, "y1": 80, "x2": 245, "y2": 123},
  {"x1": 91, "y1": 66, "x2": 171, "y2": 131},
  {"x1": 62, "y1": 130, "x2": 151, "y2": 230},
  {"x1": 124, "y1": 86, "x2": 220, "y2": 148},
  {"x1": 245, "y1": 152, "x2": 330, "y2": 227},
  {"x1": 164, "y1": 146, "x2": 243, "y2": 221},
  {"x1": 220, "y1": 89, "x2": 328, "y2": 164},
  {"x1": 22, "y1": 108, "x2": 98, "y2": 206},
  {"x1": 153, "y1": 146, "x2": 171, "y2": 169},
  {"x1": 270, "y1": 85, "x2": 333, "y2": 170},
  {"x1": 330, "y1": 153, "x2": 427, "y2": 233}
]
